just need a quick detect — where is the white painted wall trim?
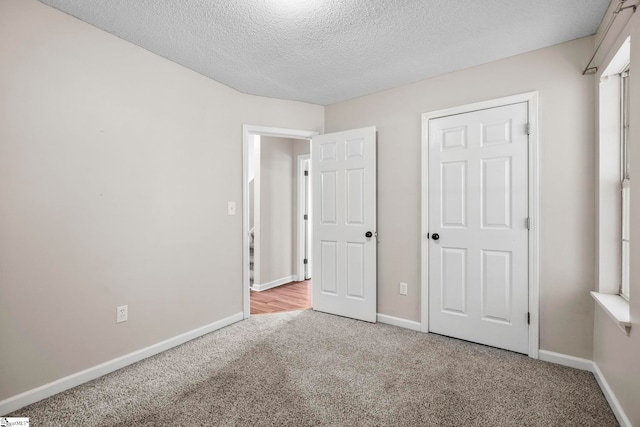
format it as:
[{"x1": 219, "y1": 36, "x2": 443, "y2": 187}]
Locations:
[
  {"x1": 537, "y1": 350, "x2": 631, "y2": 427},
  {"x1": 538, "y1": 349, "x2": 594, "y2": 372},
  {"x1": 297, "y1": 154, "x2": 311, "y2": 282},
  {"x1": 0, "y1": 312, "x2": 244, "y2": 416},
  {"x1": 593, "y1": 362, "x2": 633, "y2": 427},
  {"x1": 242, "y1": 125, "x2": 319, "y2": 319},
  {"x1": 591, "y1": 291, "x2": 632, "y2": 335},
  {"x1": 420, "y1": 91, "x2": 540, "y2": 359},
  {"x1": 251, "y1": 275, "x2": 296, "y2": 292},
  {"x1": 377, "y1": 314, "x2": 422, "y2": 332}
]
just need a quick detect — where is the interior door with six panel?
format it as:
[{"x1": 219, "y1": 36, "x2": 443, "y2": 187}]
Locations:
[
  {"x1": 311, "y1": 127, "x2": 377, "y2": 322},
  {"x1": 428, "y1": 103, "x2": 529, "y2": 354}
]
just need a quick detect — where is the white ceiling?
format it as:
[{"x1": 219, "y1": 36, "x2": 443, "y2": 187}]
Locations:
[{"x1": 39, "y1": 0, "x2": 609, "y2": 105}]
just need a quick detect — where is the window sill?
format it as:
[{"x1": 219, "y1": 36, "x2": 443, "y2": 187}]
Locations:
[{"x1": 591, "y1": 291, "x2": 631, "y2": 336}]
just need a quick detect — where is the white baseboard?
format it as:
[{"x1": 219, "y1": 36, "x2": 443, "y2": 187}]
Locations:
[
  {"x1": 251, "y1": 275, "x2": 295, "y2": 292},
  {"x1": 592, "y1": 363, "x2": 633, "y2": 427},
  {"x1": 0, "y1": 312, "x2": 244, "y2": 416},
  {"x1": 538, "y1": 350, "x2": 631, "y2": 427},
  {"x1": 538, "y1": 350, "x2": 594, "y2": 372},
  {"x1": 377, "y1": 314, "x2": 422, "y2": 332}
]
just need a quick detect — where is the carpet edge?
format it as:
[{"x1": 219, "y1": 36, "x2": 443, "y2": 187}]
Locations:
[
  {"x1": 593, "y1": 362, "x2": 633, "y2": 427},
  {"x1": 0, "y1": 311, "x2": 244, "y2": 416},
  {"x1": 539, "y1": 349, "x2": 631, "y2": 427}
]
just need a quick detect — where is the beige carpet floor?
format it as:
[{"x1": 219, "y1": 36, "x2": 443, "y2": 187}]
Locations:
[{"x1": 11, "y1": 310, "x2": 617, "y2": 426}]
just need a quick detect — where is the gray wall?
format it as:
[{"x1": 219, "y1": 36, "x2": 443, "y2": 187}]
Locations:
[
  {"x1": 3, "y1": 0, "x2": 639, "y2": 422},
  {"x1": 325, "y1": 36, "x2": 596, "y2": 360},
  {"x1": 0, "y1": 0, "x2": 323, "y2": 400},
  {"x1": 593, "y1": 12, "x2": 640, "y2": 426},
  {"x1": 259, "y1": 137, "x2": 295, "y2": 285}
]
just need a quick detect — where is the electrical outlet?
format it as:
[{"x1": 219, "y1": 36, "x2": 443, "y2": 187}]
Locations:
[
  {"x1": 399, "y1": 282, "x2": 408, "y2": 295},
  {"x1": 116, "y1": 305, "x2": 128, "y2": 323}
]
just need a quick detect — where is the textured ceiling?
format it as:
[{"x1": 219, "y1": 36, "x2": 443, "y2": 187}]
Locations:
[{"x1": 39, "y1": 0, "x2": 609, "y2": 105}]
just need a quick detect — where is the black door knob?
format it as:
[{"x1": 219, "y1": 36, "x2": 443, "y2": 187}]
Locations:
[
  {"x1": 365, "y1": 231, "x2": 373, "y2": 238},
  {"x1": 432, "y1": 233, "x2": 439, "y2": 241}
]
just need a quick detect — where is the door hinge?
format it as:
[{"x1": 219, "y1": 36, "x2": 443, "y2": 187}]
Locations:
[
  {"x1": 304, "y1": 170, "x2": 309, "y2": 176},
  {"x1": 303, "y1": 259, "x2": 308, "y2": 265},
  {"x1": 304, "y1": 214, "x2": 308, "y2": 220},
  {"x1": 526, "y1": 217, "x2": 531, "y2": 230},
  {"x1": 526, "y1": 123, "x2": 531, "y2": 135},
  {"x1": 527, "y1": 312, "x2": 530, "y2": 325}
]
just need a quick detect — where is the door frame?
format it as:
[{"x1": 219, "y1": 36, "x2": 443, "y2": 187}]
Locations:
[
  {"x1": 242, "y1": 125, "x2": 319, "y2": 319},
  {"x1": 297, "y1": 154, "x2": 311, "y2": 282},
  {"x1": 420, "y1": 92, "x2": 540, "y2": 358}
]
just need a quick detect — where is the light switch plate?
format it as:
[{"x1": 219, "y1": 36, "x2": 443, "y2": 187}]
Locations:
[{"x1": 228, "y1": 201, "x2": 236, "y2": 215}]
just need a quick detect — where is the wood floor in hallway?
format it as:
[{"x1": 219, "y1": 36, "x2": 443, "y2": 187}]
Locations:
[{"x1": 250, "y1": 280, "x2": 312, "y2": 315}]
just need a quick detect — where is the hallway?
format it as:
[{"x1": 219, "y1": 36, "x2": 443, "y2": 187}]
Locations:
[{"x1": 250, "y1": 280, "x2": 312, "y2": 315}]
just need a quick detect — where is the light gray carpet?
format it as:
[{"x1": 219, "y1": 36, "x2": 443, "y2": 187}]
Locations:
[{"x1": 11, "y1": 310, "x2": 617, "y2": 426}]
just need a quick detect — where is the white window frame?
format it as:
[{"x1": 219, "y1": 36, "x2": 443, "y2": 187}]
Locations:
[
  {"x1": 620, "y1": 67, "x2": 630, "y2": 300},
  {"x1": 593, "y1": 36, "x2": 631, "y2": 335}
]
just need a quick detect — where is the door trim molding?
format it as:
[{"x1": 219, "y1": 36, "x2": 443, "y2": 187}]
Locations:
[
  {"x1": 297, "y1": 154, "x2": 310, "y2": 282},
  {"x1": 420, "y1": 92, "x2": 540, "y2": 358},
  {"x1": 242, "y1": 125, "x2": 319, "y2": 319}
]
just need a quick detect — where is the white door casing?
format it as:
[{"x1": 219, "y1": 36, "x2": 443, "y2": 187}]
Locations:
[
  {"x1": 312, "y1": 127, "x2": 377, "y2": 322},
  {"x1": 425, "y1": 100, "x2": 534, "y2": 354},
  {"x1": 304, "y1": 158, "x2": 312, "y2": 280},
  {"x1": 297, "y1": 155, "x2": 311, "y2": 282}
]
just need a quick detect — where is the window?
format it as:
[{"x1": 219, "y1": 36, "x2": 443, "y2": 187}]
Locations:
[
  {"x1": 593, "y1": 37, "x2": 631, "y2": 334},
  {"x1": 620, "y1": 67, "x2": 630, "y2": 300}
]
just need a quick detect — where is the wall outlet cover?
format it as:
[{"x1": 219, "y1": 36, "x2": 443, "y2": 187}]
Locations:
[
  {"x1": 399, "y1": 282, "x2": 408, "y2": 295},
  {"x1": 116, "y1": 305, "x2": 128, "y2": 323}
]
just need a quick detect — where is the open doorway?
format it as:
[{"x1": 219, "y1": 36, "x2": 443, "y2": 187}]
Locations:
[{"x1": 242, "y1": 126, "x2": 319, "y2": 318}]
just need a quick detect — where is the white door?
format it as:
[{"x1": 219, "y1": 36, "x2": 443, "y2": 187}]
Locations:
[
  {"x1": 312, "y1": 127, "x2": 377, "y2": 322},
  {"x1": 428, "y1": 103, "x2": 529, "y2": 353}
]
